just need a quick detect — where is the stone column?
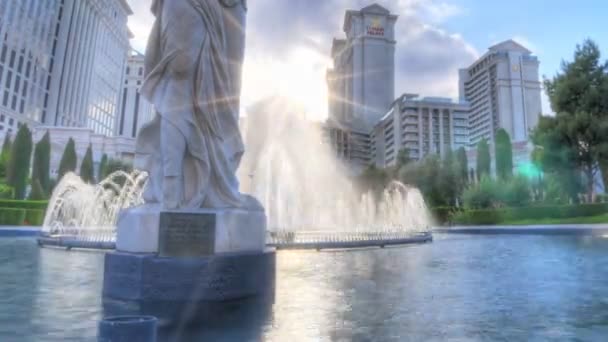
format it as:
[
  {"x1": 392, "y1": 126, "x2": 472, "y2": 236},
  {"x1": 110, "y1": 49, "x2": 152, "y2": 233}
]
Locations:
[{"x1": 438, "y1": 108, "x2": 444, "y2": 157}]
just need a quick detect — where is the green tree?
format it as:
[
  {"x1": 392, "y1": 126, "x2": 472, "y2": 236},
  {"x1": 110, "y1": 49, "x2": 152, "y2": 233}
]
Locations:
[
  {"x1": 438, "y1": 150, "x2": 459, "y2": 206},
  {"x1": 359, "y1": 165, "x2": 391, "y2": 199},
  {"x1": 494, "y1": 129, "x2": 513, "y2": 180},
  {"x1": 401, "y1": 155, "x2": 444, "y2": 206},
  {"x1": 476, "y1": 138, "x2": 491, "y2": 180},
  {"x1": 28, "y1": 179, "x2": 46, "y2": 200},
  {"x1": 31, "y1": 131, "x2": 51, "y2": 194},
  {"x1": 0, "y1": 134, "x2": 12, "y2": 180},
  {"x1": 98, "y1": 153, "x2": 108, "y2": 180},
  {"x1": 502, "y1": 176, "x2": 531, "y2": 207},
  {"x1": 531, "y1": 116, "x2": 590, "y2": 203},
  {"x1": 462, "y1": 176, "x2": 503, "y2": 209},
  {"x1": 540, "y1": 39, "x2": 608, "y2": 202},
  {"x1": 58, "y1": 138, "x2": 77, "y2": 180},
  {"x1": 456, "y1": 147, "x2": 468, "y2": 184},
  {"x1": 396, "y1": 149, "x2": 411, "y2": 170},
  {"x1": 103, "y1": 158, "x2": 134, "y2": 187},
  {"x1": 80, "y1": 144, "x2": 95, "y2": 184},
  {"x1": 7, "y1": 125, "x2": 33, "y2": 199}
]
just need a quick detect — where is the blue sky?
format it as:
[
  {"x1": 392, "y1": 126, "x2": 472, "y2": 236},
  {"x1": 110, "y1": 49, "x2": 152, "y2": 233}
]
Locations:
[
  {"x1": 439, "y1": 0, "x2": 608, "y2": 84},
  {"x1": 126, "y1": 0, "x2": 608, "y2": 118}
]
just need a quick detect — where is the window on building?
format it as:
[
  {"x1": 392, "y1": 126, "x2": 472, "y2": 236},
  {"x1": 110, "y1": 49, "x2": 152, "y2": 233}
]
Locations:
[
  {"x1": 9, "y1": 50, "x2": 15, "y2": 68},
  {"x1": 0, "y1": 44, "x2": 6, "y2": 63},
  {"x1": 5, "y1": 71, "x2": 12, "y2": 88}
]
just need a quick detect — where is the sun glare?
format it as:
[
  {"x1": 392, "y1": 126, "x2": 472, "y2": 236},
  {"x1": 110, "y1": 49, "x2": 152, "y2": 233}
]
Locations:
[{"x1": 241, "y1": 47, "x2": 330, "y2": 120}]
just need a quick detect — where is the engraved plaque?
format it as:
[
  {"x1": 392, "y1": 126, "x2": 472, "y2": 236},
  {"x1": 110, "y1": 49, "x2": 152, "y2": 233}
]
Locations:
[{"x1": 158, "y1": 212, "x2": 216, "y2": 257}]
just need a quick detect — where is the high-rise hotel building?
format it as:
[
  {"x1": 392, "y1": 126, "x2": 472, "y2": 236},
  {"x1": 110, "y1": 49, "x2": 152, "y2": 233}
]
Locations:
[
  {"x1": 0, "y1": 0, "x2": 132, "y2": 140},
  {"x1": 459, "y1": 40, "x2": 542, "y2": 146},
  {"x1": 325, "y1": 4, "x2": 397, "y2": 172}
]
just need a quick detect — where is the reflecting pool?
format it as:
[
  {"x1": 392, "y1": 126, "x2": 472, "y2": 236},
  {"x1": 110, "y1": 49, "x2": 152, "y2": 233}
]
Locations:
[{"x1": 2, "y1": 234, "x2": 608, "y2": 341}]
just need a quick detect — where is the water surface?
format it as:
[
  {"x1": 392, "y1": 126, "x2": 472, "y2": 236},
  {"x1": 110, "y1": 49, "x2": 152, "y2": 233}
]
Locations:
[{"x1": 1, "y1": 234, "x2": 608, "y2": 341}]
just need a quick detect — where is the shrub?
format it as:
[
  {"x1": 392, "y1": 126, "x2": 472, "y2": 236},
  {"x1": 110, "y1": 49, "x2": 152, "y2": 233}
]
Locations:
[
  {"x1": 0, "y1": 199, "x2": 48, "y2": 210},
  {"x1": 431, "y1": 207, "x2": 460, "y2": 225},
  {"x1": 502, "y1": 176, "x2": 531, "y2": 207},
  {"x1": 0, "y1": 184, "x2": 14, "y2": 199},
  {"x1": 0, "y1": 208, "x2": 26, "y2": 225},
  {"x1": 451, "y1": 209, "x2": 505, "y2": 225},
  {"x1": 463, "y1": 176, "x2": 504, "y2": 209},
  {"x1": 543, "y1": 174, "x2": 569, "y2": 205},
  {"x1": 451, "y1": 203, "x2": 608, "y2": 225}
]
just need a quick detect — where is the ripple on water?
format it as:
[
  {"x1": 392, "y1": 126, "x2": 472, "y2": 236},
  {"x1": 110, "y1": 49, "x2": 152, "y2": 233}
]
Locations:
[{"x1": 1, "y1": 235, "x2": 608, "y2": 340}]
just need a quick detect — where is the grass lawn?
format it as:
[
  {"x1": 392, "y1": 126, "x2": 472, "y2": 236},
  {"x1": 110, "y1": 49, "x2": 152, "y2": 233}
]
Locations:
[{"x1": 501, "y1": 213, "x2": 608, "y2": 225}]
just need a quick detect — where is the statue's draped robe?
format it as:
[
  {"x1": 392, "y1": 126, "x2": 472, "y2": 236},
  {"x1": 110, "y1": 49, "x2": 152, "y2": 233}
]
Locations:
[{"x1": 137, "y1": 0, "x2": 245, "y2": 208}]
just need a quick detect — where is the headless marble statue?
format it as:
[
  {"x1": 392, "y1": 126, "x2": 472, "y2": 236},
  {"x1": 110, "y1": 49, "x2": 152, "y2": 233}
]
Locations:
[{"x1": 136, "y1": 0, "x2": 256, "y2": 210}]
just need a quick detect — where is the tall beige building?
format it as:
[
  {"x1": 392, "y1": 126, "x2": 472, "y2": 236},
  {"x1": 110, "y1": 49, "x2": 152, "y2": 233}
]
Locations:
[
  {"x1": 459, "y1": 39, "x2": 542, "y2": 146},
  {"x1": 325, "y1": 4, "x2": 398, "y2": 172}
]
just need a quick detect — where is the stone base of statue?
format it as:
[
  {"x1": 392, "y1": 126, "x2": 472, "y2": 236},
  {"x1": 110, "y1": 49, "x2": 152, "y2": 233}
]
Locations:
[{"x1": 102, "y1": 205, "x2": 276, "y2": 326}]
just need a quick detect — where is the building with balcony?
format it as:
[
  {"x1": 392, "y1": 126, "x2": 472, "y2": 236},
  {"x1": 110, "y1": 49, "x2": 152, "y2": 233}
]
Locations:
[{"x1": 372, "y1": 94, "x2": 470, "y2": 168}]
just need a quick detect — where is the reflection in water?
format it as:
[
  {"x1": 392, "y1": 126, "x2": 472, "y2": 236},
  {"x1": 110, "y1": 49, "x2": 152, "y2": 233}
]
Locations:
[{"x1": 2, "y1": 235, "x2": 608, "y2": 341}]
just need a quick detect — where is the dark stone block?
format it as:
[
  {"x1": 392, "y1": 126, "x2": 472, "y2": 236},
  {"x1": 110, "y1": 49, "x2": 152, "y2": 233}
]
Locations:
[
  {"x1": 102, "y1": 249, "x2": 276, "y2": 325},
  {"x1": 98, "y1": 316, "x2": 157, "y2": 342},
  {"x1": 158, "y1": 212, "x2": 216, "y2": 257}
]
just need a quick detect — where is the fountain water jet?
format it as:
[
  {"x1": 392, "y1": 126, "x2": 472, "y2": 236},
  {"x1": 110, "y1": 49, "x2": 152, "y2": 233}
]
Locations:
[
  {"x1": 40, "y1": 98, "x2": 433, "y2": 249},
  {"x1": 41, "y1": 171, "x2": 148, "y2": 243},
  {"x1": 241, "y1": 97, "x2": 432, "y2": 241}
]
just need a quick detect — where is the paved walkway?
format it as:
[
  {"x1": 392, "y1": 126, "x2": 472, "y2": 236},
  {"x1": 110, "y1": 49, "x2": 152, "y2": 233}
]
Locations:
[{"x1": 435, "y1": 224, "x2": 608, "y2": 235}]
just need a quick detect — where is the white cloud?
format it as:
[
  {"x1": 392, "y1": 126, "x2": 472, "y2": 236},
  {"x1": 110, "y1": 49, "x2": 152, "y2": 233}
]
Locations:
[{"x1": 125, "y1": 0, "x2": 477, "y2": 119}]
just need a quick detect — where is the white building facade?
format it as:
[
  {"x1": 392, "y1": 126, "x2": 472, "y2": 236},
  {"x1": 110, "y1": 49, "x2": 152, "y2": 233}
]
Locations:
[
  {"x1": 0, "y1": 0, "x2": 65, "y2": 137},
  {"x1": 32, "y1": 126, "x2": 135, "y2": 179},
  {"x1": 372, "y1": 94, "x2": 470, "y2": 168},
  {"x1": 116, "y1": 50, "x2": 154, "y2": 138},
  {"x1": 0, "y1": 0, "x2": 132, "y2": 141},
  {"x1": 459, "y1": 39, "x2": 542, "y2": 146}
]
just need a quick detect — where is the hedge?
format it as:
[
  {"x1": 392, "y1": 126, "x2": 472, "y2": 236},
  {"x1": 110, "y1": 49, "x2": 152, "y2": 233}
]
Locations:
[
  {"x1": 431, "y1": 207, "x2": 459, "y2": 225},
  {"x1": 0, "y1": 200, "x2": 48, "y2": 210},
  {"x1": 0, "y1": 208, "x2": 26, "y2": 226},
  {"x1": 451, "y1": 203, "x2": 608, "y2": 225},
  {"x1": 25, "y1": 209, "x2": 45, "y2": 226},
  {"x1": 0, "y1": 200, "x2": 48, "y2": 225}
]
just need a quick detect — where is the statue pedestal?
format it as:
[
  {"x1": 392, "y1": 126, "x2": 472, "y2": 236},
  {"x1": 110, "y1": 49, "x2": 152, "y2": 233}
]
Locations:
[{"x1": 102, "y1": 206, "x2": 275, "y2": 326}]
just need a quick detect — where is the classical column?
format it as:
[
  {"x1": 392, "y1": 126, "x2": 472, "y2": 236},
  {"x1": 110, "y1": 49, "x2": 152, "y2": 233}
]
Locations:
[{"x1": 438, "y1": 107, "x2": 444, "y2": 157}]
